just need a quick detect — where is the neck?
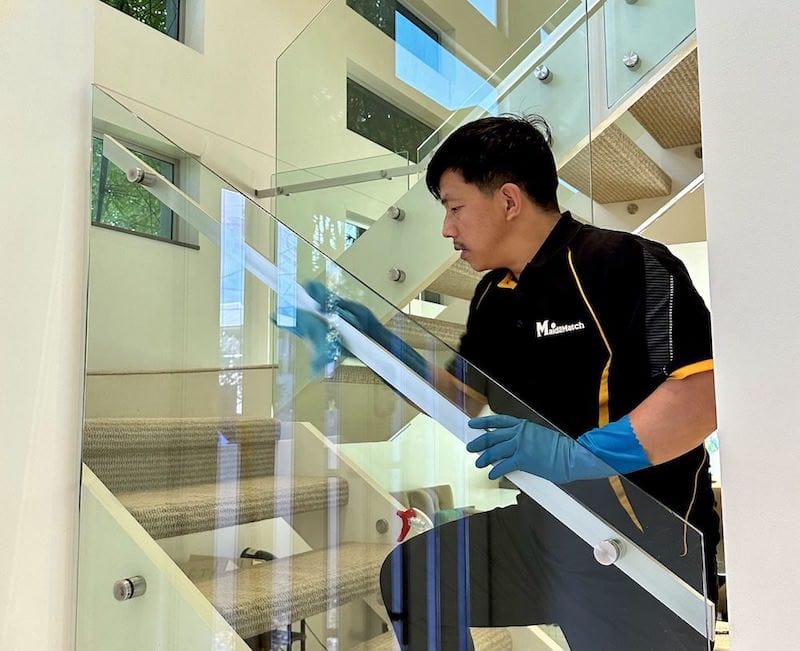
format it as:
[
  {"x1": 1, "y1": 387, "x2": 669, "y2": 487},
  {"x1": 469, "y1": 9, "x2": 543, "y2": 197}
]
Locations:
[{"x1": 508, "y1": 211, "x2": 562, "y2": 278}]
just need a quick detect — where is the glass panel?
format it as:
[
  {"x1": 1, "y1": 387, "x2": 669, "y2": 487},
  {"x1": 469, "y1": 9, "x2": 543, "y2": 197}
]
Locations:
[
  {"x1": 604, "y1": 0, "x2": 696, "y2": 107},
  {"x1": 272, "y1": 152, "x2": 413, "y2": 284},
  {"x1": 91, "y1": 135, "x2": 175, "y2": 240},
  {"x1": 100, "y1": 0, "x2": 180, "y2": 39},
  {"x1": 79, "y1": 87, "x2": 712, "y2": 651},
  {"x1": 347, "y1": 78, "x2": 434, "y2": 163}
]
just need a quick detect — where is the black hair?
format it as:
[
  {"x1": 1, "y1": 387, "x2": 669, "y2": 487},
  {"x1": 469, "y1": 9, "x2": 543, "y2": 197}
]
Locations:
[{"x1": 425, "y1": 114, "x2": 559, "y2": 212}]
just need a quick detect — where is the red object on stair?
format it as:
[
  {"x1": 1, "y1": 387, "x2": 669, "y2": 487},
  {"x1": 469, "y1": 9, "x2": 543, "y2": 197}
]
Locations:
[{"x1": 397, "y1": 508, "x2": 417, "y2": 542}]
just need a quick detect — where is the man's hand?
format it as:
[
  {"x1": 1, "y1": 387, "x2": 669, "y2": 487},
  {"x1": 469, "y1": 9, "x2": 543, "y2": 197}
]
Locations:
[{"x1": 467, "y1": 414, "x2": 609, "y2": 483}]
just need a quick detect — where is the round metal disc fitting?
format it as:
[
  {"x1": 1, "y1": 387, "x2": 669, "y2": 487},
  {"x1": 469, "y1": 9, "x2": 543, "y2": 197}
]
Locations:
[
  {"x1": 387, "y1": 206, "x2": 405, "y2": 221},
  {"x1": 126, "y1": 167, "x2": 156, "y2": 186},
  {"x1": 534, "y1": 64, "x2": 553, "y2": 84},
  {"x1": 375, "y1": 518, "x2": 389, "y2": 534},
  {"x1": 113, "y1": 575, "x2": 147, "y2": 601},
  {"x1": 593, "y1": 539, "x2": 624, "y2": 566},
  {"x1": 623, "y1": 51, "x2": 641, "y2": 70},
  {"x1": 388, "y1": 268, "x2": 406, "y2": 283}
]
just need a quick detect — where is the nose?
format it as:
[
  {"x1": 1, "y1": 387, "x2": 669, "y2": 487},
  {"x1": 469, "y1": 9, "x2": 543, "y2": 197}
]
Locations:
[{"x1": 442, "y1": 213, "x2": 456, "y2": 239}]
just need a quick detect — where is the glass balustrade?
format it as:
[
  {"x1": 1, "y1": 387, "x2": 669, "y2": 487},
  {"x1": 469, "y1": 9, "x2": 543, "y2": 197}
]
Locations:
[
  {"x1": 603, "y1": 0, "x2": 696, "y2": 107},
  {"x1": 271, "y1": 153, "x2": 415, "y2": 280},
  {"x1": 78, "y1": 86, "x2": 713, "y2": 651}
]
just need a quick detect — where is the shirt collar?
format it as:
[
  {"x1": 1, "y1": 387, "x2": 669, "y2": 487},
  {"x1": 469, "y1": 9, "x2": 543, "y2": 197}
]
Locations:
[
  {"x1": 493, "y1": 212, "x2": 582, "y2": 289},
  {"x1": 521, "y1": 211, "x2": 582, "y2": 273}
]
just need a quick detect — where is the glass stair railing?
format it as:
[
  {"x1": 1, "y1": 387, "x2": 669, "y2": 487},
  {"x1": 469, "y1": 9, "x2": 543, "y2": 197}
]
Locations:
[
  {"x1": 273, "y1": 0, "x2": 701, "y2": 325},
  {"x1": 78, "y1": 86, "x2": 714, "y2": 650}
]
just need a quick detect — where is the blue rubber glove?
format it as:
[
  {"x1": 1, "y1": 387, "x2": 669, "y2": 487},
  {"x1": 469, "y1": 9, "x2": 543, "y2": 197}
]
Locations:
[
  {"x1": 304, "y1": 281, "x2": 432, "y2": 381},
  {"x1": 467, "y1": 414, "x2": 651, "y2": 483}
]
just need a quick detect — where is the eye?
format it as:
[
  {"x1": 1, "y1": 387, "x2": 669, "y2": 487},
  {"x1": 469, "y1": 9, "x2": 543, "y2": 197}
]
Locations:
[{"x1": 451, "y1": 206, "x2": 463, "y2": 214}]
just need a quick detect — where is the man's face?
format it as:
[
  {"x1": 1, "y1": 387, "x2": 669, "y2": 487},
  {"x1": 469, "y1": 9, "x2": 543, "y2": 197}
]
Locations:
[{"x1": 438, "y1": 169, "x2": 510, "y2": 272}]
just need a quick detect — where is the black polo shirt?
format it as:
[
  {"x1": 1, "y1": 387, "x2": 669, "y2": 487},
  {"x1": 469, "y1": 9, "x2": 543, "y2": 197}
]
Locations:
[{"x1": 452, "y1": 212, "x2": 719, "y2": 590}]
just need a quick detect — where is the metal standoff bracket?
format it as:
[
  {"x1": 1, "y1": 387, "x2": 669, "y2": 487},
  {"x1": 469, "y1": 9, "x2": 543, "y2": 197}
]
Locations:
[
  {"x1": 387, "y1": 268, "x2": 406, "y2": 282},
  {"x1": 387, "y1": 205, "x2": 405, "y2": 221},
  {"x1": 593, "y1": 539, "x2": 624, "y2": 566},
  {"x1": 534, "y1": 64, "x2": 553, "y2": 84},
  {"x1": 623, "y1": 51, "x2": 641, "y2": 70},
  {"x1": 126, "y1": 167, "x2": 156, "y2": 186},
  {"x1": 113, "y1": 575, "x2": 147, "y2": 601}
]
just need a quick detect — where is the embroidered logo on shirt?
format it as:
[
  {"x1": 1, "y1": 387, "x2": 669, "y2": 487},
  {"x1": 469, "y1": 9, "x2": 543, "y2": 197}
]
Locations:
[{"x1": 535, "y1": 320, "x2": 586, "y2": 338}]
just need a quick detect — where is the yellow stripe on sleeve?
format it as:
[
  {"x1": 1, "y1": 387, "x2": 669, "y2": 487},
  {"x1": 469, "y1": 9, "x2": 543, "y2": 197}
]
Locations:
[{"x1": 669, "y1": 359, "x2": 714, "y2": 380}]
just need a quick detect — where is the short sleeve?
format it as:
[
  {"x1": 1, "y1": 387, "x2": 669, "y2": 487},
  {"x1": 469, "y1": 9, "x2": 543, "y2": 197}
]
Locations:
[{"x1": 635, "y1": 239, "x2": 713, "y2": 379}]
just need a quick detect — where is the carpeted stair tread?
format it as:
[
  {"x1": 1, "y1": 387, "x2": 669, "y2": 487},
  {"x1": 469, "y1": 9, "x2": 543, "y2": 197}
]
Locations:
[
  {"x1": 428, "y1": 258, "x2": 485, "y2": 300},
  {"x1": 350, "y1": 626, "x2": 513, "y2": 650},
  {"x1": 560, "y1": 124, "x2": 672, "y2": 204},
  {"x1": 119, "y1": 475, "x2": 349, "y2": 539},
  {"x1": 83, "y1": 417, "x2": 280, "y2": 493},
  {"x1": 194, "y1": 542, "x2": 392, "y2": 640},
  {"x1": 630, "y1": 49, "x2": 700, "y2": 149},
  {"x1": 387, "y1": 314, "x2": 464, "y2": 351}
]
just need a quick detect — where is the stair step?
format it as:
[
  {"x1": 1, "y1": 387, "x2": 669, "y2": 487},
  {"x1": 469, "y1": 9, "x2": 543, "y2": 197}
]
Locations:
[
  {"x1": 387, "y1": 314, "x2": 464, "y2": 351},
  {"x1": 194, "y1": 542, "x2": 392, "y2": 640},
  {"x1": 428, "y1": 258, "x2": 485, "y2": 301},
  {"x1": 118, "y1": 475, "x2": 348, "y2": 539},
  {"x1": 560, "y1": 123, "x2": 672, "y2": 204},
  {"x1": 83, "y1": 417, "x2": 279, "y2": 494},
  {"x1": 630, "y1": 49, "x2": 700, "y2": 149},
  {"x1": 325, "y1": 364, "x2": 384, "y2": 385},
  {"x1": 351, "y1": 626, "x2": 513, "y2": 651}
]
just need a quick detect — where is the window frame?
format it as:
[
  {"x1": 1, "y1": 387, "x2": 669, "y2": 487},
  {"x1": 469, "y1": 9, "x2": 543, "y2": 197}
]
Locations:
[
  {"x1": 99, "y1": 0, "x2": 183, "y2": 41},
  {"x1": 90, "y1": 133, "x2": 199, "y2": 250}
]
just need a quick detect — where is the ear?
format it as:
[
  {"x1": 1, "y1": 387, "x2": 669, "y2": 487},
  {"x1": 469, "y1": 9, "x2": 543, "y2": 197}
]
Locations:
[{"x1": 498, "y1": 183, "x2": 523, "y2": 221}]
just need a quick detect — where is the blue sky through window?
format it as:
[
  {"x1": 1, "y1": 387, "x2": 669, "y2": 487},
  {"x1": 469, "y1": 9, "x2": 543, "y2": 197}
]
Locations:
[
  {"x1": 468, "y1": 0, "x2": 497, "y2": 25},
  {"x1": 220, "y1": 189, "x2": 245, "y2": 330},
  {"x1": 394, "y1": 11, "x2": 496, "y2": 111}
]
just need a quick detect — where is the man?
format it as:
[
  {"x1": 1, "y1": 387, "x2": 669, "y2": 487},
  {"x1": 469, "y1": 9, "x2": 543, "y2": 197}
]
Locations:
[{"x1": 285, "y1": 115, "x2": 719, "y2": 649}]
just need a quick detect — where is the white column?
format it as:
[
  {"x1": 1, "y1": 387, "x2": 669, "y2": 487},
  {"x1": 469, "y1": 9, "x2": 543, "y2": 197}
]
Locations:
[
  {"x1": 695, "y1": 0, "x2": 800, "y2": 646},
  {"x1": 0, "y1": 1, "x2": 93, "y2": 647}
]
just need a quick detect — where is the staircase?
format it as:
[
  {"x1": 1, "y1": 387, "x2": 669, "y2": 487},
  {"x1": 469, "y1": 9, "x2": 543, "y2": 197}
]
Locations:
[
  {"x1": 81, "y1": 415, "x2": 515, "y2": 648},
  {"x1": 78, "y1": 1, "x2": 712, "y2": 647}
]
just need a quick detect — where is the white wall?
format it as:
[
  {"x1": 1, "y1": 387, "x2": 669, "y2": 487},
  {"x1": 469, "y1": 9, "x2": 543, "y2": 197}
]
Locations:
[
  {"x1": 0, "y1": 1, "x2": 94, "y2": 648},
  {"x1": 88, "y1": 0, "x2": 328, "y2": 375},
  {"x1": 695, "y1": 0, "x2": 800, "y2": 645}
]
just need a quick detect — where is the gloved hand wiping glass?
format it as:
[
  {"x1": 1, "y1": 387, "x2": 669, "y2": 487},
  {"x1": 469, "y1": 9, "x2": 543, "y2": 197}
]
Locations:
[
  {"x1": 275, "y1": 280, "x2": 432, "y2": 381},
  {"x1": 467, "y1": 413, "x2": 652, "y2": 484}
]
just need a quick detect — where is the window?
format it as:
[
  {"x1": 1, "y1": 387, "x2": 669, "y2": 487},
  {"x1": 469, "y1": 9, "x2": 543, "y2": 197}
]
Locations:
[
  {"x1": 347, "y1": 78, "x2": 434, "y2": 163},
  {"x1": 346, "y1": 0, "x2": 437, "y2": 42},
  {"x1": 467, "y1": 0, "x2": 498, "y2": 25},
  {"x1": 91, "y1": 136, "x2": 188, "y2": 245},
  {"x1": 100, "y1": 0, "x2": 180, "y2": 40},
  {"x1": 348, "y1": 0, "x2": 495, "y2": 112},
  {"x1": 344, "y1": 221, "x2": 366, "y2": 249}
]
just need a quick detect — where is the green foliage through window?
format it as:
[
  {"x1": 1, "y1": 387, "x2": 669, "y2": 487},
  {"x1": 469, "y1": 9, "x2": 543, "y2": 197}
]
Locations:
[
  {"x1": 91, "y1": 137, "x2": 175, "y2": 240},
  {"x1": 347, "y1": 79, "x2": 434, "y2": 163},
  {"x1": 101, "y1": 0, "x2": 180, "y2": 39}
]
